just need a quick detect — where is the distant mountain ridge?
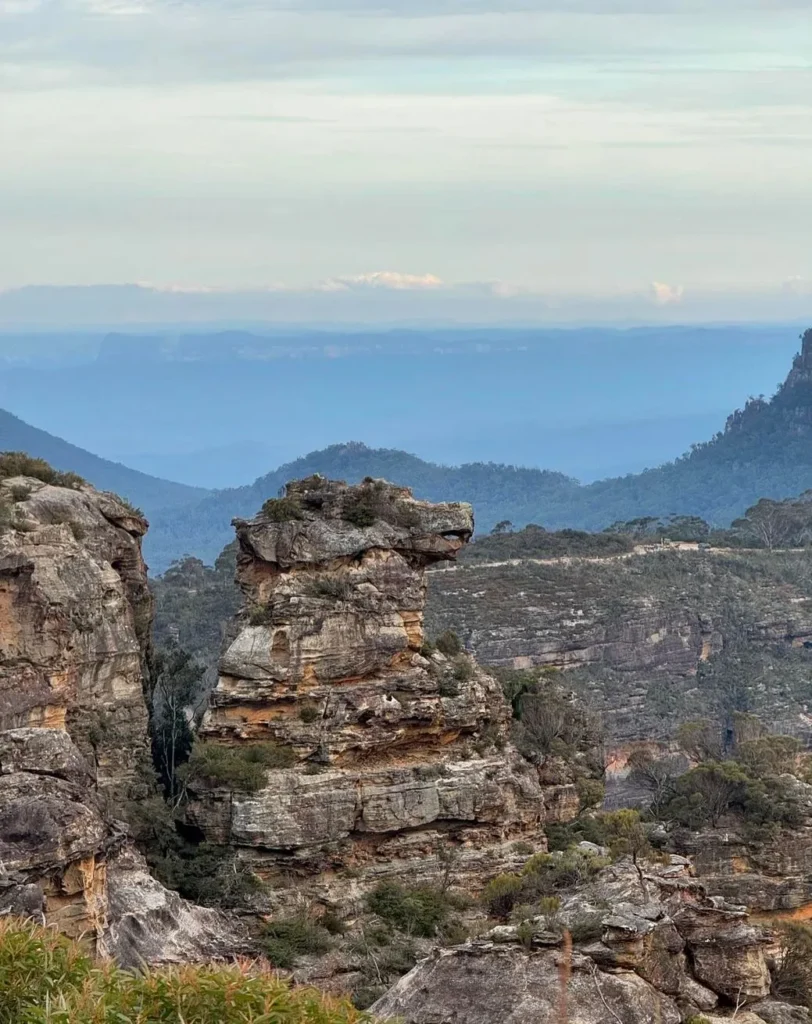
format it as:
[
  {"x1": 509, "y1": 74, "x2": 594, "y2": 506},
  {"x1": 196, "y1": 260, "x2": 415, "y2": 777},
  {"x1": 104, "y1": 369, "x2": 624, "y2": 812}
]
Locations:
[
  {"x1": 145, "y1": 329, "x2": 812, "y2": 571},
  {"x1": 0, "y1": 409, "x2": 209, "y2": 514}
]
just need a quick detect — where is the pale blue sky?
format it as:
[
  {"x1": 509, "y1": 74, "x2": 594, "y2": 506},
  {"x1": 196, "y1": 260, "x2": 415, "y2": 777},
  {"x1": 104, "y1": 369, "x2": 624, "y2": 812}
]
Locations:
[{"x1": 1, "y1": 0, "x2": 811, "y2": 317}]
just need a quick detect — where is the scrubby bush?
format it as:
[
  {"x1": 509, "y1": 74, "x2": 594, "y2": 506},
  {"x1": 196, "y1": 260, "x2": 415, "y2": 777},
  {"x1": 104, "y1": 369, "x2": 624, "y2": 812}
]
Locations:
[
  {"x1": 435, "y1": 630, "x2": 462, "y2": 657},
  {"x1": 772, "y1": 922, "x2": 812, "y2": 1008},
  {"x1": 261, "y1": 495, "x2": 304, "y2": 522},
  {"x1": 248, "y1": 603, "x2": 274, "y2": 626},
  {"x1": 299, "y1": 705, "x2": 321, "y2": 723},
  {"x1": 0, "y1": 452, "x2": 84, "y2": 489},
  {"x1": 261, "y1": 917, "x2": 333, "y2": 969},
  {"x1": 366, "y1": 882, "x2": 451, "y2": 937},
  {"x1": 482, "y1": 873, "x2": 524, "y2": 918},
  {"x1": 182, "y1": 740, "x2": 295, "y2": 794},
  {"x1": 0, "y1": 917, "x2": 372, "y2": 1023}
]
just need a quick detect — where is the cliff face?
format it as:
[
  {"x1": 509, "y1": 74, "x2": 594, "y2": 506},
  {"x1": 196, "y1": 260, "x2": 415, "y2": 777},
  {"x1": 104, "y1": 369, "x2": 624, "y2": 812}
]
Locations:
[
  {"x1": 0, "y1": 475, "x2": 247, "y2": 963},
  {"x1": 427, "y1": 548, "x2": 812, "y2": 749},
  {"x1": 0, "y1": 476, "x2": 153, "y2": 791},
  {"x1": 192, "y1": 478, "x2": 558, "y2": 898}
]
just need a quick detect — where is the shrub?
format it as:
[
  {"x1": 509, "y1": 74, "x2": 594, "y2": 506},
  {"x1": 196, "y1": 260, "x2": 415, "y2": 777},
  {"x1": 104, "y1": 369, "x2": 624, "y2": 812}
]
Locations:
[
  {"x1": 152, "y1": 843, "x2": 265, "y2": 910},
  {"x1": 481, "y1": 873, "x2": 524, "y2": 918},
  {"x1": 0, "y1": 452, "x2": 84, "y2": 489},
  {"x1": 435, "y1": 630, "x2": 462, "y2": 657},
  {"x1": 261, "y1": 917, "x2": 333, "y2": 970},
  {"x1": 576, "y1": 777, "x2": 605, "y2": 810},
  {"x1": 182, "y1": 740, "x2": 295, "y2": 793},
  {"x1": 261, "y1": 495, "x2": 304, "y2": 522},
  {"x1": 366, "y1": 882, "x2": 450, "y2": 937},
  {"x1": 299, "y1": 705, "x2": 321, "y2": 723},
  {"x1": 8, "y1": 484, "x2": 30, "y2": 502},
  {"x1": 567, "y1": 911, "x2": 605, "y2": 943},
  {"x1": 772, "y1": 922, "x2": 812, "y2": 1007},
  {"x1": 0, "y1": 917, "x2": 372, "y2": 1024},
  {"x1": 452, "y1": 656, "x2": 474, "y2": 682},
  {"x1": 248, "y1": 603, "x2": 273, "y2": 626}
]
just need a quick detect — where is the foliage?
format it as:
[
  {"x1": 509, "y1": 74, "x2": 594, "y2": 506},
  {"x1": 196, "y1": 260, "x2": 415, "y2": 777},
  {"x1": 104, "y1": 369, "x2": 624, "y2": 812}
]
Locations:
[
  {"x1": 575, "y1": 778, "x2": 605, "y2": 810},
  {"x1": 772, "y1": 922, "x2": 812, "y2": 1008},
  {"x1": 483, "y1": 847, "x2": 609, "y2": 919},
  {"x1": 0, "y1": 917, "x2": 373, "y2": 1024},
  {"x1": 482, "y1": 874, "x2": 524, "y2": 918},
  {"x1": 434, "y1": 630, "x2": 463, "y2": 657},
  {"x1": 182, "y1": 740, "x2": 295, "y2": 794},
  {"x1": 261, "y1": 918, "x2": 333, "y2": 970},
  {"x1": 0, "y1": 452, "x2": 85, "y2": 489},
  {"x1": 659, "y1": 758, "x2": 804, "y2": 830},
  {"x1": 464, "y1": 524, "x2": 635, "y2": 562},
  {"x1": 365, "y1": 883, "x2": 451, "y2": 937},
  {"x1": 261, "y1": 495, "x2": 304, "y2": 522},
  {"x1": 151, "y1": 543, "x2": 241, "y2": 677},
  {"x1": 149, "y1": 646, "x2": 206, "y2": 803},
  {"x1": 299, "y1": 705, "x2": 321, "y2": 723},
  {"x1": 340, "y1": 479, "x2": 420, "y2": 530},
  {"x1": 151, "y1": 842, "x2": 265, "y2": 910}
]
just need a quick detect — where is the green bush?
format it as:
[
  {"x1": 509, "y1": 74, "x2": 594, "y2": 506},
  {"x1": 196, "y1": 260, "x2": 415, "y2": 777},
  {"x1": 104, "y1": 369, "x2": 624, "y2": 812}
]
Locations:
[
  {"x1": 435, "y1": 630, "x2": 463, "y2": 657},
  {"x1": 576, "y1": 777, "x2": 605, "y2": 810},
  {"x1": 261, "y1": 495, "x2": 304, "y2": 522},
  {"x1": 0, "y1": 452, "x2": 84, "y2": 489},
  {"x1": 299, "y1": 705, "x2": 321, "y2": 723},
  {"x1": 151, "y1": 843, "x2": 264, "y2": 910},
  {"x1": 366, "y1": 882, "x2": 451, "y2": 937},
  {"x1": 0, "y1": 917, "x2": 373, "y2": 1024},
  {"x1": 481, "y1": 873, "x2": 524, "y2": 918},
  {"x1": 452, "y1": 657, "x2": 474, "y2": 682},
  {"x1": 261, "y1": 917, "x2": 333, "y2": 970},
  {"x1": 182, "y1": 741, "x2": 295, "y2": 793},
  {"x1": 248, "y1": 604, "x2": 273, "y2": 626},
  {"x1": 772, "y1": 922, "x2": 812, "y2": 1008}
]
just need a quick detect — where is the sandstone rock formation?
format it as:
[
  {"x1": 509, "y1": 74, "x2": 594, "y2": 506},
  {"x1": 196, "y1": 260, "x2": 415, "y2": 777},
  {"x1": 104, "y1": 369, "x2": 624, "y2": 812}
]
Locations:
[
  {"x1": 0, "y1": 726, "x2": 246, "y2": 962},
  {"x1": 372, "y1": 852, "x2": 785, "y2": 1023},
  {"x1": 0, "y1": 474, "x2": 249, "y2": 964},
  {"x1": 191, "y1": 477, "x2": 553, "y2": 898},
  {"x1": 0, "y1": 476, "x2": 153, "y2": 792}
]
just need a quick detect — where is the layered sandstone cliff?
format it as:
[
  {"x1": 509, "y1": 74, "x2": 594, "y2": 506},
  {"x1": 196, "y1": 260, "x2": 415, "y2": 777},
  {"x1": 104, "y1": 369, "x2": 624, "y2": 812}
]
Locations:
[
  {"x1": 0, "y1": 476, "x2": 153, "y2": 791},
  {"x1": 0, "y1": 473, "x2": 247, "y2": 963},
  {"x1": 191, "y1": 477, "x2": 556, "y2": 898}
]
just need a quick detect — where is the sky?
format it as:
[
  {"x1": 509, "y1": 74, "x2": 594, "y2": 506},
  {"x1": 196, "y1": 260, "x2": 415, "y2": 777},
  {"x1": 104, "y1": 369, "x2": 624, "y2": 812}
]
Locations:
[{"x1": 1, "y1": 0, "x2": 812, "y2": 320}]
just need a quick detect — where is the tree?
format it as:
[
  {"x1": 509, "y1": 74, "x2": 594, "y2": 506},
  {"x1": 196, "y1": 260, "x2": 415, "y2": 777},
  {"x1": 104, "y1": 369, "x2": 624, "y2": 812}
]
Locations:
[
  {"x1": 491, "y1": 520, "x2": 514, "y2": 535},
  {"x1": 732, "y1": 497, "x2": 805, "y2": 550},
  {"x1": 627, "y1": 750, "x2": 679, "y2": 818},
  {"x1": 150, "y1": 646, "x2": 206, "y2": 806}
]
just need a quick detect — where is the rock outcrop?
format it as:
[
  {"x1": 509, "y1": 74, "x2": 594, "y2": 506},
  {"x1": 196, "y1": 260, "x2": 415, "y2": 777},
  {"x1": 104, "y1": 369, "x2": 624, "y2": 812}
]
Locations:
[
  {"x1": 0, "y1": 726, "x2": 246, "y2": 962},
  {"x1": 191, "y1": 478, "x2": 554, "y2": 899},
  {"x1": 0, "y1": 476, "x2": 153, "y2": 792},
  {"x1": 0, "y1": 474, "x2": 249, "y2": 964},
  {"x1": 373, "y1": 853, "x2": 784, "y2": 1023}
]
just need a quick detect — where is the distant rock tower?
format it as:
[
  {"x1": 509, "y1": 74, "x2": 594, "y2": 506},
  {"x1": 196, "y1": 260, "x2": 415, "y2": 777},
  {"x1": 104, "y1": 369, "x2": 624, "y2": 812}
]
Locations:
[{"x1": 191, "y1": 477, "x2": 562, "y2": 902}]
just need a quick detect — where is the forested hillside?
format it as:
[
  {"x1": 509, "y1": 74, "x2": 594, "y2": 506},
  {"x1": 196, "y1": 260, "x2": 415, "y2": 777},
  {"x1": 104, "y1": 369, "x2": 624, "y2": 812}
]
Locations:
[
  {"x1": 146, "y1": 329, "x2": 812, "y2": 570},
  {"x1": 0, "y1": 408, "x2": 208, "y2": 514}
]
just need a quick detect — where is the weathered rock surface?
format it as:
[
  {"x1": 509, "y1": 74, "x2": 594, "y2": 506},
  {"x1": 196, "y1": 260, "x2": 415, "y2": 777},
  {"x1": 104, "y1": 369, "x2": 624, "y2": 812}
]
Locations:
[
  {"x1": 193, "y1": 478, "x2": 553, "y2": 896},
  {"x1": 0, "y1": 477, "x2": 153, "y2": 792},
  {"x1": 0, "y1": 726, "x2": 249, "y2": 962},
  {"x1": 104, "y1": 846, "x2": 249, "y2": 967},
  {"x1": 373, "y1": 855, "x2": 776, "y2": 1023}
]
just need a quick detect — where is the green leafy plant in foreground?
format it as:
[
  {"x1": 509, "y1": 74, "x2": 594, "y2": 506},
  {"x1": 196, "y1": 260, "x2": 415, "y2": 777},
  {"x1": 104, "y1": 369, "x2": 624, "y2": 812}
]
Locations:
[{"x1": 0, "y1": 917, "x2": 376, "y2": 1024}]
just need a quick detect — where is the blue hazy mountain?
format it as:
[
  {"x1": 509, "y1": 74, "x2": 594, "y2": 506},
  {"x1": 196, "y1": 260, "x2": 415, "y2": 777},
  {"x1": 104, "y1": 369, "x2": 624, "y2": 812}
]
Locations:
[
  {"x1": 0, "y1": 325, "x2": 799, "y2": 489},
  {"x1": 0, "y1": 408, "x2": 208, "y2": 512}
]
